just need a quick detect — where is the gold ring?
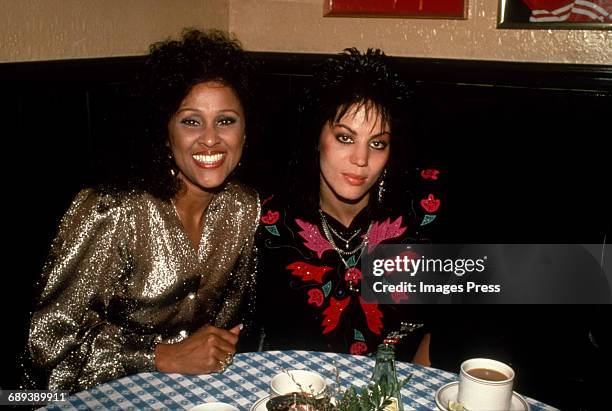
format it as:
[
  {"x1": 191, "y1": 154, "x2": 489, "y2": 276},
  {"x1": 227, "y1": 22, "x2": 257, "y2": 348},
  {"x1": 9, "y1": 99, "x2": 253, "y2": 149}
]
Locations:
[
  {"x1": 224, "y1": 354, "x2": 234, "y2": 366},
  {"x1": 218, "y1": 359, "x2": 227, "y2": 373}
]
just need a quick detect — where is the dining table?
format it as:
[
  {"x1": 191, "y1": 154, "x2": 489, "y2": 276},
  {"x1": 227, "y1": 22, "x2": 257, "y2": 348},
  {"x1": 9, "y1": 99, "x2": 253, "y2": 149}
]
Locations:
[{"x1": 39, "y1": 350, "x2": 558, "y2": 410}]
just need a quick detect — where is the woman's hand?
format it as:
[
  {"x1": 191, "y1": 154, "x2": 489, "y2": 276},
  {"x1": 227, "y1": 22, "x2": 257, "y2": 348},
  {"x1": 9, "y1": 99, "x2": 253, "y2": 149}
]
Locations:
[{"x1": 154, "y1": 324, "x2": 242, "y2": 374}]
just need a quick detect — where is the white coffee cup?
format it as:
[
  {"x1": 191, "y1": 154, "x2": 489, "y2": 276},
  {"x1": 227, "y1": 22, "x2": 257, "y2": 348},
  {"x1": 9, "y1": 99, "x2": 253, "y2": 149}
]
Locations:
[
  {"x1": 457, "y1": 358, "x2": 515, "y2": 411},
  {"x1": 269, "y1": 369, "x2": 326, "y2": 398}
]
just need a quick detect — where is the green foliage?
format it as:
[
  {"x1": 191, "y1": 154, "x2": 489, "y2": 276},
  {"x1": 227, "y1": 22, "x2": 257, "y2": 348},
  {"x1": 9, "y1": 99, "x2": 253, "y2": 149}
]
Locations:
[
  {"x1": 269, "y1": 375, "x2": 412, "y2": 411},
  {"x1": 335, "y1": 375, "x2": 411, "y2": 411}
]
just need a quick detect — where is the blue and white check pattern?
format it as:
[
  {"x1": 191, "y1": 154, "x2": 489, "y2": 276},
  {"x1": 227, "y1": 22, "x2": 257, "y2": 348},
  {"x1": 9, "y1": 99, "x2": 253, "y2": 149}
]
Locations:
[{"x1": 40, "y1": 350, "x2": 557, "y2": 411}]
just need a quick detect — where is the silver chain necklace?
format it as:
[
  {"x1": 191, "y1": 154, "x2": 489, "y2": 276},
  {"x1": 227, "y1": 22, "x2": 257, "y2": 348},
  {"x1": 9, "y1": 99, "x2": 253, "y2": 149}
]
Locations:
[
  {"x1": 318, "y1": 210, "x2": 364, "y2": 255},
  {"x1": 319, "y1": 210, "x2": 371, "y2": 269},
  {"x1": 320, "y1": 212, "x2": 362, "y2": 250}
]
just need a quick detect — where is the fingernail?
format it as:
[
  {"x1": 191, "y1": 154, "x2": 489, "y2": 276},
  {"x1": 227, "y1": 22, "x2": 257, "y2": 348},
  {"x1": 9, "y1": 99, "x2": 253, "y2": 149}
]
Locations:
[{"x1": 238, "y1": 323, "x2": 244, "y2": 330}]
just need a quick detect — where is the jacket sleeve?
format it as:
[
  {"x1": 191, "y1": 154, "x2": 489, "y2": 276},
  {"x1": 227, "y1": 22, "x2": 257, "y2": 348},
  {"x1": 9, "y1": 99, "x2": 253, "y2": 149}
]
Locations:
[
  {"x1": 27, "y1": 189, "x2": 156, "y2": 392},
  {"x1": 214, "y1": 192, "x2": 260, "y2": 351}
]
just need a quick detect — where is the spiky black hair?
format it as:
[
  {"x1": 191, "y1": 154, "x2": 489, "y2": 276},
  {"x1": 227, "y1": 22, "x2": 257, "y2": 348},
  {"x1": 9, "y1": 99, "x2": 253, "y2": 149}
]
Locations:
[{"x1": 287, "y1": 48, "x2": 414, "y2": 217}]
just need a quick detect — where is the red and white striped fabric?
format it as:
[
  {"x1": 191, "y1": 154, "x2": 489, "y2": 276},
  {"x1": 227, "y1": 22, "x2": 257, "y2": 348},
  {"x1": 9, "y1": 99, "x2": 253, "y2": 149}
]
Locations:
[{"x1": 523, "y1": 0, "x2": 612, "y2": 22}]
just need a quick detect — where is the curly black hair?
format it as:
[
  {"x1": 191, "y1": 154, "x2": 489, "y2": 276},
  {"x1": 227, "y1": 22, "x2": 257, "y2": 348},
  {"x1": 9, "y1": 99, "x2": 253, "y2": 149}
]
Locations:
[
  {"x1": 287, "y1": 48, "x2": 414, "y2": 217},
  {"x1": 131, "y1": 28, "x2": 255, "y2": 200}
]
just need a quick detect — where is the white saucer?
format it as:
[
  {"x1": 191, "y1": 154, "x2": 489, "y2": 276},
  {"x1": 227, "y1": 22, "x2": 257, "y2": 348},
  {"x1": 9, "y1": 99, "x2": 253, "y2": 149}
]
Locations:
[
  {"x1": 250, "y1": 395, "x2": 270, "y2": 411},
  {"x1": 189, "y1": 402, "x2": 239, "y2": 411},
  {"x1": 435, "y1": 382, "x2": 531, "y2": 411}
]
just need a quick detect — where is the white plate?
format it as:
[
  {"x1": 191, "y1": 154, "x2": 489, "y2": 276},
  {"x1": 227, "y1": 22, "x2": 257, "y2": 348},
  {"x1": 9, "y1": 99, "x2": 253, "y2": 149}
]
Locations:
[
  {"x1": 189, "y1": 402, "x2": 239, "y2": 411},
  {"x1": 435, "y1": 381, "x2": 531, "y2": 411},
  {"x1": 250, "y1": 395, "x2": 270, "y2": 411}
]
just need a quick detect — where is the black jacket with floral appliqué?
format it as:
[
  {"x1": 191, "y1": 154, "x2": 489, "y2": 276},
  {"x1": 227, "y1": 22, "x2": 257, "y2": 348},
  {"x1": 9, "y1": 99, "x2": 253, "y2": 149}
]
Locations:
[{"x1": 256, "y1": 168, "x2": 443, "y2": 361}]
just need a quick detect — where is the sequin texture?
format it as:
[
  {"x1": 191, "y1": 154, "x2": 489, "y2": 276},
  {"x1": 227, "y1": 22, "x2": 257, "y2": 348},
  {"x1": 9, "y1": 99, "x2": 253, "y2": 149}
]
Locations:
[{"x1": 26, "y1": 180, "x2": 260, "y2": 392}]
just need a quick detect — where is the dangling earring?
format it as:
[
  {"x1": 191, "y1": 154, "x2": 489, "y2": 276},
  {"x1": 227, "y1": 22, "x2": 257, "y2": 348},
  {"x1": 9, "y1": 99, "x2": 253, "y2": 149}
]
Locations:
[
  {"x1": 378, "y1": 169, "x2": 387, "y2": 204},
  {"x1": 233, "y1": 134, "x2": 247, "y2": 171},
  {"x1": 168, "y1": 152, "x2": 177, "y2": 178}
]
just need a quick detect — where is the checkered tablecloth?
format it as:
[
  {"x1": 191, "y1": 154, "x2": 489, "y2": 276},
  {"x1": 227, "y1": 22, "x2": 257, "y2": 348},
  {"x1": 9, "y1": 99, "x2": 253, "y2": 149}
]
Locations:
[{"x1": 40, "y1": 350, "x2": 557, "y2": 410}]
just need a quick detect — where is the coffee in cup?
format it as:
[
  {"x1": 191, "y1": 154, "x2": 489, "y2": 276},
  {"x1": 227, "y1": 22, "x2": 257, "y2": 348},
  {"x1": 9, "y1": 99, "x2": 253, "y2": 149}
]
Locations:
[{"x1": 457, "y1": 358, "x2": 515, "y2": 411}]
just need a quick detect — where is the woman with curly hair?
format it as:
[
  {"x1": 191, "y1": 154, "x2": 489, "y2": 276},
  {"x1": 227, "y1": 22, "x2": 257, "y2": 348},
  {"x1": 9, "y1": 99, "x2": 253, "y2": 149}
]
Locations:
[
  {"x1": 257, "y1": 48, "x2": 441, "y2": 362},
  {"x1": 26, "y1": 29, "x2": 259, "y2": 392}
]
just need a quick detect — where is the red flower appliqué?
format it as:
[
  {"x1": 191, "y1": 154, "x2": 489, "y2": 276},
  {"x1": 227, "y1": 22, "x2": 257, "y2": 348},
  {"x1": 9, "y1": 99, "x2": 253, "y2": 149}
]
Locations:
[
  {"x1": 359, "y1": 298, "x2": 384, "y2": 335},
  {"x1": 307, "y1": 288, "x2": 324, "y2": 307},
  {"x1": 344, "y1": 267, "x2": 362, "y2": 287},
  {"x1": 350, "y1": 342, "x2": 368, "y2": 355},
  {"x1": 260, "y1": 210, "x2": 280, "y2": 225},
  {"x1": 322, "y1": 297, "x2": 350, "y2": 334},
  {"x1": 286, "y1": 262, "x2": 332, "y2": 284},
  {"x1": 420, "y1": 193, "x2": 441, "y2": 213},
  {"x1": 420, "y1": 168, "x2": 440, "y2": 180}
]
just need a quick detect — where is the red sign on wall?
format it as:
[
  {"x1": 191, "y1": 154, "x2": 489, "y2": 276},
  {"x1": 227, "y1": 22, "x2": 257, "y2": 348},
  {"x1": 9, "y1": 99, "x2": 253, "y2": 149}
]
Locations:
[{"x1": 323, "y1": 0, "x2": 467, "y2": 19}]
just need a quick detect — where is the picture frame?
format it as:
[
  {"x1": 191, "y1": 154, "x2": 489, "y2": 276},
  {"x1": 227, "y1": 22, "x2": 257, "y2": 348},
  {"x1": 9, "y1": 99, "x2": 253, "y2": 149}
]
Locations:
[
  {"x1": 323, "y1": 0, "x2": 468, "y2": 20},
  {"x1": 498, "y1": 0, "x2": 612, "y2": 30}
]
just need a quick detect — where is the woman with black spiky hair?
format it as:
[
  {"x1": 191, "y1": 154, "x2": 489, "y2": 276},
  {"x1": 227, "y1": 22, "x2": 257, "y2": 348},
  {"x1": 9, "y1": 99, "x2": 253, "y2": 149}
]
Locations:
[
  {"x1": 25, "y1": 29, "x2": 260, "y2": 392},
  {"x1": 257, "y1": 48, "x2": 442, "y2": 363}
]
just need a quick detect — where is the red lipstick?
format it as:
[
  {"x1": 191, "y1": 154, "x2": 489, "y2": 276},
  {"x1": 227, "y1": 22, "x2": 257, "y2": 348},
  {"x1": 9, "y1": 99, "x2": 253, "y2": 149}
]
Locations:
[
  {"x1": 342, "y1": 173, "x2": 367, "y2": 186},
  {"x1": 192, "y1": 151, "x2": 226, "y2": 169}
]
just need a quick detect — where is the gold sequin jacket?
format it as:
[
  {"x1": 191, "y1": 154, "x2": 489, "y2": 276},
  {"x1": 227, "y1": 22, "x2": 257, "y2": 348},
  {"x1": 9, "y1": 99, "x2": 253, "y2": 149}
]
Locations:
[{"x1": 27, "y1": 181, "x2": 260, "y2": 392}]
